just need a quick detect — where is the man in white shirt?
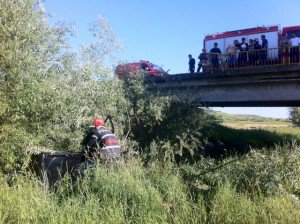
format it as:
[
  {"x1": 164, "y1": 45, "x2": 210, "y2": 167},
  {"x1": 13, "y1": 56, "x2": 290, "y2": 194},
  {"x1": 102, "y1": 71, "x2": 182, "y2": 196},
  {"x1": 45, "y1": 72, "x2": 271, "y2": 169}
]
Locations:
[
  {"x1": 290, "y1": 33, "x2": 300, "y2": 63},
  {"x1": 290, "y1": 33, "x2": 300, "y2": 46}
]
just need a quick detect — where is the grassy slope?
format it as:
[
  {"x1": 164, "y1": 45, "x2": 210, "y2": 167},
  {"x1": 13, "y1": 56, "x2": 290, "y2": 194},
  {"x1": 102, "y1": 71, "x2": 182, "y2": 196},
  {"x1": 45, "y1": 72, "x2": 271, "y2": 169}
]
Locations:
[
  {"x1": 209, "y1": 111, "x2": 300, "y2": 155},
  {"x1": 1, "y1": 150, "x2": 300, "y2": 224},
  {"x1": 217, "y1": 111, "x2": 300, "y2": 140},
  {"x1": 1, "y1": 112, "x2": 300, "y2": 223},
  {"x1": 213, "y1": 111, "x2": 291, "y2": 128}
]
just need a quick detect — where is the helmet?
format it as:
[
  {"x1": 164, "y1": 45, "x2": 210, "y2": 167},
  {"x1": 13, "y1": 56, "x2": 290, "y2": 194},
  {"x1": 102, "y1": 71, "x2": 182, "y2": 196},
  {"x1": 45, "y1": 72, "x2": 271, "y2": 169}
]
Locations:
[{"x1": 93, "y1": 117, "x2": 105, "y2": 127}]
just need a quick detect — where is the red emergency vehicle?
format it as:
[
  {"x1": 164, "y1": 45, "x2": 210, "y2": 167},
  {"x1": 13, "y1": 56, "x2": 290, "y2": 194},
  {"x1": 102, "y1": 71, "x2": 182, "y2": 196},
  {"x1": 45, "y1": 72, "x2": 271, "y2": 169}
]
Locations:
[
  {"x1": 203, "y1": 25, "x2": 300, "y2": 54},
  {"x1": 282, "y1": 26, "x2": 300, "y2": 38},
  {"x1": 115, "y1": 61, "x2": 168, "y2": 79}
]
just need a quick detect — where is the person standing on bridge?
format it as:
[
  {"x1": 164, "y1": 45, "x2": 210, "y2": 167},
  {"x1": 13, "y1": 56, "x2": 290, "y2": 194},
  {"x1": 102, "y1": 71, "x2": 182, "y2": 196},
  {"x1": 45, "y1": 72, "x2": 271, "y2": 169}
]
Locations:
[
  {"x1": 226, "y1": 41, "x2": 238, "y2": 68},
  {"x1": 197, "y1": 49, "x2": 207, "y2": 73},
  {"x1": 188, "y1": 54, "x2": 196, "y2": 74},
  {"x1": 239, "y1": 37, "x2": 249, "y2": 67},
  {"x1": 253, "y1": 38, "x2": 262, "y2": 65},
  {"x1": 280, "y1": 34, "x2": 291, "y2": 65},
  {"x1": 248, "y1": 39, "x2": 255, "y2": 66},
  {"x1": 261, "y1": 35, "x2": 268, "y2": 65},
  {"x1": 210, "y1": 43, "x2": 222, "y2": 69},
  {"x1": 290, "y1": 33, "x2": 300, "y2": 63}
]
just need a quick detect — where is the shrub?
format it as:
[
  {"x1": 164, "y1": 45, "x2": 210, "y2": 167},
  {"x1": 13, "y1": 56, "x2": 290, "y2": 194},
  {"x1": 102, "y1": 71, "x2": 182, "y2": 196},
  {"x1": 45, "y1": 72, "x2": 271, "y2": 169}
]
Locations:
[
  {"x1": 181, "y1": 142, "x2": 300, "y2": 197},
  {"x1": 122, "y1": 76, "x2": 219, "y2": 163},
  {"x1": 0, "y1": 125, "x2": 33, "y2": 173},
  {"x1": 289, "y1": 107, "x2": 300, "y2": 126}
]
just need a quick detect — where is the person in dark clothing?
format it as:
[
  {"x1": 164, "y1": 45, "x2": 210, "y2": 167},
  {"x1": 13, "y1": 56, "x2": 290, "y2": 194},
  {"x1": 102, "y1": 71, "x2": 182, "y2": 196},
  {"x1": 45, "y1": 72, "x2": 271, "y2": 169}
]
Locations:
[
  {"x1": 188, "y1": 54, "x2": 196, "y2": 74},
  {"x1": 197, "y1": 49, "x2": 207, "y2": 73},
  {"x1": 72, "y1": 118, "x2": 122, "y2": 180},
  {"x1": 234, "y1": 40, "x2": 242, "y2": 67},
  {"x1": 82, "y1": 117, "x2": 121, "y2": 161},
  {"x1": 261, "y1": 35, "x2": 268, "y2": 64},
  {"x1": 253, "y1": 38, "x2": 262, "y2": 65},
  {"x1": 248, "y1": 39, "x2": 255, "y2": 66},
  {"x1": 210, "y1": 43, "x2": 222, "y2": 69},
  {"x1": 239, "y1": 37, "x2": 249, "y2": 66}
]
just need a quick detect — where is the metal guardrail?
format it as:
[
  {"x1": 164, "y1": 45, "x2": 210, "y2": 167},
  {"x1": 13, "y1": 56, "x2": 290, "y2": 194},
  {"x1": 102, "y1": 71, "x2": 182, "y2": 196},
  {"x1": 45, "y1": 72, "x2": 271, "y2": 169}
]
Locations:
[{"x1": 199, "y1": 46, "x2": 300, "y2": 72}]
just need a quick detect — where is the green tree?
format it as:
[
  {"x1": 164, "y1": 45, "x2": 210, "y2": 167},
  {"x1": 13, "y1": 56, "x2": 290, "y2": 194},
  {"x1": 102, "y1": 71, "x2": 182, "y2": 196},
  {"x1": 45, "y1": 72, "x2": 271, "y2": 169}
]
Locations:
[
  {"x1": 0, "y1": 0, "x2": 125, "y2": 173},
  {"x1": 0, "y1": 0, "x2": 71, "y2": 172},
  {"x1": 289, "y1": 107, "x2": 300, "y2": 126},
  {"x1": 0, "y1": 0, "x2": 218, "y2": 173}
]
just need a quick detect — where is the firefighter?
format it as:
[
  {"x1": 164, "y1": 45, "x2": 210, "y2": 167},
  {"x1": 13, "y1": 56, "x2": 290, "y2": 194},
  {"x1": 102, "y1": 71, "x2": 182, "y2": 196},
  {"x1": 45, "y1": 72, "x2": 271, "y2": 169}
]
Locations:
[
  {"x1": 72, "y1": 117, "x2": 121, "y2": 180},
  {"x1": 82, "y1": 117, "x2": 121, "y2": 161}
]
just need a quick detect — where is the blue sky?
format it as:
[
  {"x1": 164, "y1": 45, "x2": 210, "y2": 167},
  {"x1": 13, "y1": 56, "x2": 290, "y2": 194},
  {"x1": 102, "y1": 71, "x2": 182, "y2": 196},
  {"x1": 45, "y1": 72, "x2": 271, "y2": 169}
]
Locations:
[{"x1": 44, "y1": 0, "x2": 300, "y2": 118}]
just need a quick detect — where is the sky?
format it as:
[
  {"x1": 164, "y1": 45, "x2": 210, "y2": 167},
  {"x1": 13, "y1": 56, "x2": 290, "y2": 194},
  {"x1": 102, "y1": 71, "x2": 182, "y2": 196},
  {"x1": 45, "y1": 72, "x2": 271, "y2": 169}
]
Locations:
[{"x1": 44, "y1": 0, "x2": 300, "y2": 119}]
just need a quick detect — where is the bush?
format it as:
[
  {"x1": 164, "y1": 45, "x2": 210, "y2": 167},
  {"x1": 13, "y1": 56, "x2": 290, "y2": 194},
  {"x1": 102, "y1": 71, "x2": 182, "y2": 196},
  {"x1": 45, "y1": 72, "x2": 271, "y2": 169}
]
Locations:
[
  {"x1": 122, "y1": 76, "x2": 219, "y2": 162},
  {"x1": 0, "y1": 125, "x2": 33, "y2": 173},
  {"x1": 181, "y1": 142, "x2": 300, "y2": 197},
  {"x1": 289, "y1": 107, "x2": 300, "y2": 126}
]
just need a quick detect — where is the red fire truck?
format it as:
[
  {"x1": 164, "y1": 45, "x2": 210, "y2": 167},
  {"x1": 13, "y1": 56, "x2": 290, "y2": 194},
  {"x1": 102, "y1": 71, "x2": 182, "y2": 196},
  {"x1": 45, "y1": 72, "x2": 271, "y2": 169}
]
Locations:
[{"x1": 203, "y1": 25, "x2": 300, "y2": 54}]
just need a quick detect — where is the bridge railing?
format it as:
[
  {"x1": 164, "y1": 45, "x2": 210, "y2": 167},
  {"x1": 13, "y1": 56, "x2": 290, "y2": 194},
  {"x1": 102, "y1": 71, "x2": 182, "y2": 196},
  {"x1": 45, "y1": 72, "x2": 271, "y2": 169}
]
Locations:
[{"x1": 201, "y1": 45, "x2": 300, "y2": 72}]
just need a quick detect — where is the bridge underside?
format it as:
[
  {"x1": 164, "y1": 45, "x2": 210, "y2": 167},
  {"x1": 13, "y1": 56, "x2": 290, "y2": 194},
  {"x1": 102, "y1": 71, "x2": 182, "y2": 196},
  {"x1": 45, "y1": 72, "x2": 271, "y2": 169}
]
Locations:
[{"x1": 146, "y1": 65, "x2": 300, "y2": 107}]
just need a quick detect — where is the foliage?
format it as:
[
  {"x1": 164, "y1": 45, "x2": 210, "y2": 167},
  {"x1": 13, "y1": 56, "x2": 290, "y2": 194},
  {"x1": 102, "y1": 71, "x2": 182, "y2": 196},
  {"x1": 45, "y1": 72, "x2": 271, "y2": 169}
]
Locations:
[
  {"x1": 1, "y1": 145, "x2": 300, "y2": 223},
  {"x1": 0, "y1": 0, "x2": 218, "y2": 173},
  {"x1": 0, "y1": 0, "x2": 126, "y2": 173},
  {"x1": 289, "y1": 107, "x2": 300, "y2": 126},
  {"x1": 0, "y1": 160, "x2": 207, "y2": 224},
  {"x1": 209, "y1": 183, "x2": 300, "y2": 224},
  {"x1": 0, "y1": 2, "x2": 299, "y2": 223},
  {"x1": 122, "y1": 76, "x2": 220, "y2": 162},
  {"x1": 181, "y1": 141, "x2": 300, "y2": 197}
]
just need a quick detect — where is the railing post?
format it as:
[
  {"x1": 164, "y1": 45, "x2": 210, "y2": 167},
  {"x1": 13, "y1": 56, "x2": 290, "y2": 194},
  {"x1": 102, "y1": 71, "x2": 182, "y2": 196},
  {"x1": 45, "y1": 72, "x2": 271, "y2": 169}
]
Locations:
[
  {"x1": 281, "y1": 46, "x2": 283, "y2": 66},
  {"x1": 299, "y1": 44, "x2": 300, "y2": 64},
  {"x1": 289, "y1": 46, "x2": 291, "y2": 65}
]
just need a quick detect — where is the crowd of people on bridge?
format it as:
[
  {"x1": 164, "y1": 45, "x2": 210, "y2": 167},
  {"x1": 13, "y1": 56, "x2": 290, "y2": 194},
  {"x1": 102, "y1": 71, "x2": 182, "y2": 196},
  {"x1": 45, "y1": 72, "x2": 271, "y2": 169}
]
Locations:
[{"x1": 188, "y1": 33, "x2": 300, "y2": 74}]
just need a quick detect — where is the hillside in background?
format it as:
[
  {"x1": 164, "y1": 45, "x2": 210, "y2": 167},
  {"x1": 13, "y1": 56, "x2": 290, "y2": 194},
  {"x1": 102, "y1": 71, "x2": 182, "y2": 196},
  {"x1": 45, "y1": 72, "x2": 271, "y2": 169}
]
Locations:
[
  {"x1": 214, "y1": 111, "x2": 288, "y2": 125},
  {"x1": 208, "y1": 111, "x2": 300, "y2": 156},
  {"x1": 213, "y1": 110, "x2": 297, "y2": 131}
]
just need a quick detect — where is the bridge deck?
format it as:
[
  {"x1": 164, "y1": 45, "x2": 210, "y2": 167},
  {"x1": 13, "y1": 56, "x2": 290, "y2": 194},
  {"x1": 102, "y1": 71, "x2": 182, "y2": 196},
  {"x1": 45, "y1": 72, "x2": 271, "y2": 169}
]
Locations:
[{"x1": 146, "y1": 65, "x2": 300, "y2": 107}]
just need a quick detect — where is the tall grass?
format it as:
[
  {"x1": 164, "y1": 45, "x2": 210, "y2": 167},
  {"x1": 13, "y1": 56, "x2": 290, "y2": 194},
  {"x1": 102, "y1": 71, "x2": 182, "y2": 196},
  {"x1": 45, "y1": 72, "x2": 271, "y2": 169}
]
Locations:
[{"x1": 1, "y1": 144, "x2": 300, "y2": 224}]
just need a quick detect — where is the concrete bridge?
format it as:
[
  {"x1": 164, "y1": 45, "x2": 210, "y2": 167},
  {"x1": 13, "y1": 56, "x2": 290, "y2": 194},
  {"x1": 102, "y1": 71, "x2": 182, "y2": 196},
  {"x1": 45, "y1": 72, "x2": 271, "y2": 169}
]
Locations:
[{"x1": 146, "y1": 65, "x2": 300, "y2": 107}]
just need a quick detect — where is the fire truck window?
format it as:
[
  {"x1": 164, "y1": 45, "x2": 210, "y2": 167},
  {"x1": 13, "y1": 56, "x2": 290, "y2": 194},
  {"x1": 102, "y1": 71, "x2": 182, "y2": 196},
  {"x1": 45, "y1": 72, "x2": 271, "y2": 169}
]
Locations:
[{"x1": 141, "y1": 64, "x2": 151, "y2": 71}]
